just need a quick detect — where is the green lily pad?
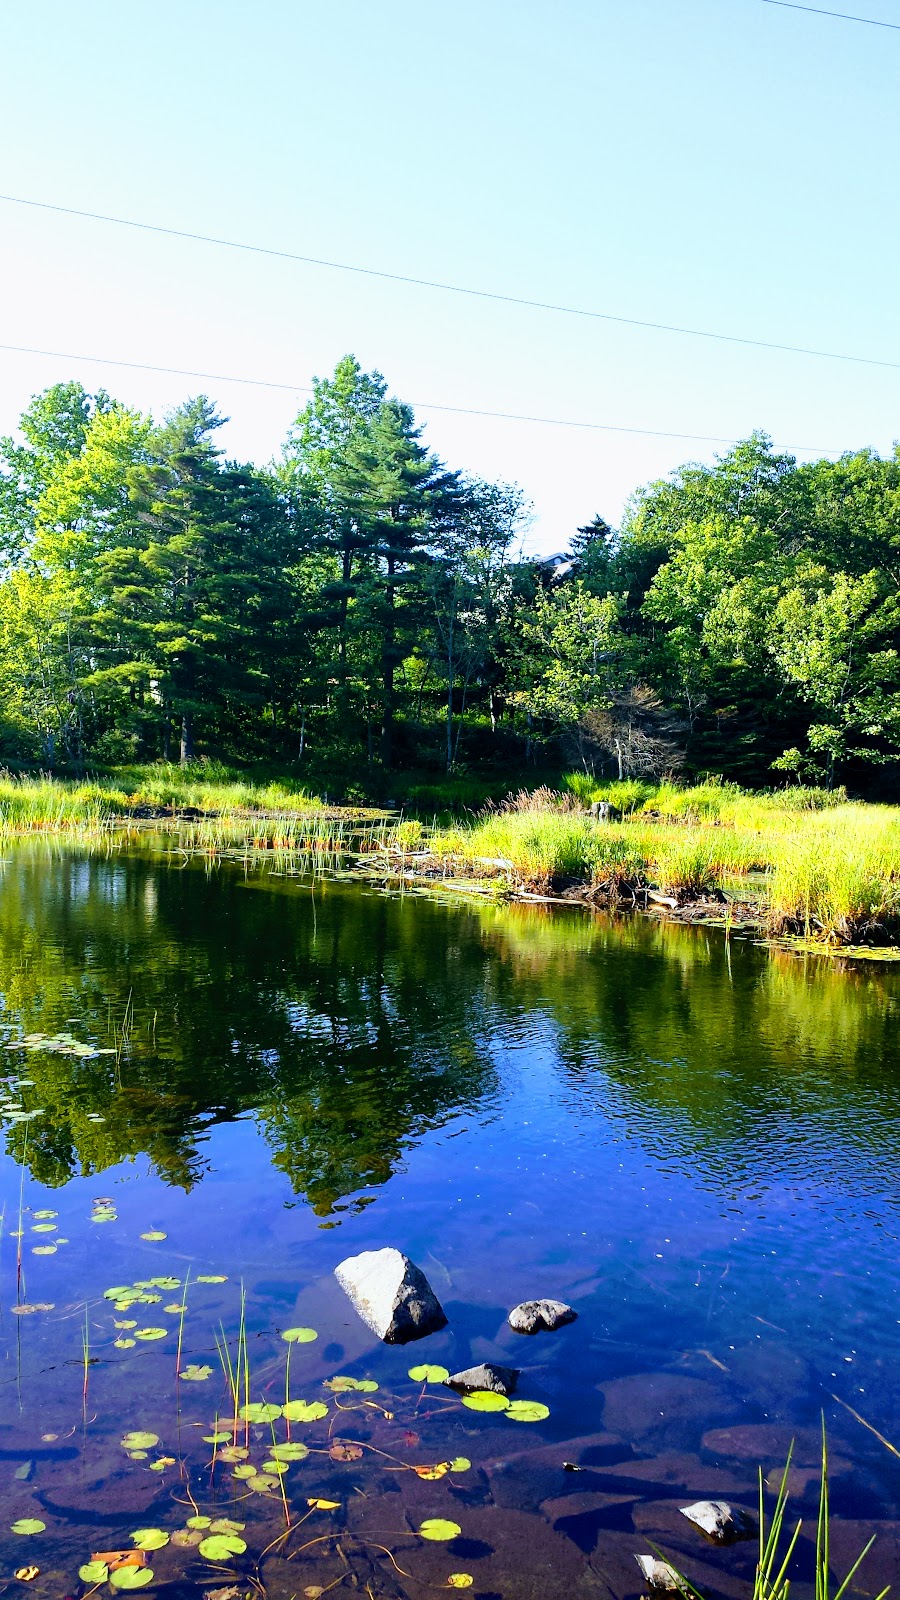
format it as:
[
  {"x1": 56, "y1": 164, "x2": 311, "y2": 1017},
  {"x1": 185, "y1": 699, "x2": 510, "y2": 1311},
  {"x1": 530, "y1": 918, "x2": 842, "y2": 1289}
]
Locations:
[
  {"x1": 179, "y1": 1364, "x2": 213, "y2": 1382},
  {"x1": 31, "y1": 1223, "x2": 56, "y2": 1233},
  {"x1": 418, "y1": 1519, "x2": 461, "y2": 1542},
  {"x1": 149, "y1": 1277, "x2": 180, "y2": 1290},
  {"x1": 324, "y1": 1375, "x2": 378, "y2": 1392},
  {"x1": 198, "y1": 1533, "x2": 246, "y2": 1560},
  {"x1": 196, "y1": 1275, "x2": 227, "y2": 1284},
  {"x1": 186, "y1": 1516, "x2": 212, "y2": 1529},
  {"x1": 10, "y1": 1519, "x2": 46, "y2": 1535},
  {"x1": 209, "y1": 1519, "x2": 245, "y2": 1534},
  {"x1": 164, "y1": 1303, "x2": 183, "y2": 1314},
  {"x1": 140, "y1": 1231, "x2": 167, "y2": 1241},
  {"x1": 269, "y1": 1441, "x2": 309, "y2": 1461},
  {"x1": 128, "y1": 1451, "x2": 149, "y2": 1460},
  {"x1": 461, "y1": 1390, "x2": 509, "y2": 1412},
  {"x1": 408, "y1": 1364, "x2": 450, "y2": 1383},
  {"x1": 282, "y1": 1400, "x2": 328, "y2": 1422},
  {"x1": 115, "y1": 1337, "x2": 137, "y2": 1349},
  {"x1": 237, "y1": 1402, "x2": 282, "y2": 1424},
  {"x1": 281, "y1": 1327, "x2": 318, "y2": 1343},
  {"x1": 232, "y1": 1464, "x2": 256, "y2": 1479},
  {"x1": 132, "y1": 1528, "x2": 169, "y2": 1550},
  {"x1": 247, "y1": 1473, "x2": 279, "y2": 1492},
  {"x1": 110, "y1": 1566, "x2": 153, "y2": 1589},
  {"x1": 261, "y1": 1459, "x2": 289, "y2": 1474},
  {"x1": 115, "y1": 1319, "x2": 138, "y2": 1329},
  {"x1": 202, "y1": 1433, "x2": 230, "y2": 1445},
  {"x1": 449, "y1": 1457, "x2": 472, "y2": 1471},
  {"x1": 79, "y1": 1561, "x2": 110, "y2": 1582},
  {"x1": 121, "y1": 1431, "x2": 159, "y2": 1451},
  {"x1": 135, "y1": 1328, "x2": 167, "y2": 1341},
  {"x1": 505, "y1": 1399, "x2": 550, "y2": 1422},
  {"x1": 32, "y1": 1210, "x2": 57, "y2": 1220},
  {"x1": 32, "y1": 1246, "x2": 56, "y2": 1255}
]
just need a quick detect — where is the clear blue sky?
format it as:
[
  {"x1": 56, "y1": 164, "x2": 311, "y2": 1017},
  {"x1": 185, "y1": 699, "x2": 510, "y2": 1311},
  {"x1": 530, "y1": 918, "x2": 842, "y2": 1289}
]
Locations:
[{"x1": 1, "y1": 0, "x2": 898, "y2": 551}]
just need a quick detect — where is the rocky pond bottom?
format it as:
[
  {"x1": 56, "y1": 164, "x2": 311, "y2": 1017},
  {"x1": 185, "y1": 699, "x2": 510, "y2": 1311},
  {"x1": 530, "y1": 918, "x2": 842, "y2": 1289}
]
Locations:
[{"x1": 0, "y1": 844, "x2": 898, "y2": 1600}]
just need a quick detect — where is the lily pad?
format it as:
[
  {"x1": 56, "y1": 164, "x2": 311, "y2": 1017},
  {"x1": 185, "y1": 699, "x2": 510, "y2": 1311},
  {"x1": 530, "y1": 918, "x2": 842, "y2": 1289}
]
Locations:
[
  {"x1": 121, "y1": 1431, "x2": 159, "y2": 1451},
  {"x1": 209, "y1": 1520, "x2": 245, "y2": 1534},
  {"x1": 32, "y1": 1210, "x2": 57, "y2": 1220},
  {"x1": 149, "y1": 1277, "x2": 180, "y2": 1290},
  {"x1": 418, "y1": 1519, "x2": 461, "y2": 1542},
  {"x1": 132, "y1": 1529, "x2": 169, "y2": 1551},
  {"x1": 10, "y1": 1520, "x2": 45, "y2": 1536},
  {"x1": 269, "y1": 1442, "x2": 309, "y2": 1461},
  {"x1": 448, "y1": 1579, "x2": 474, "y2": 1591},
  {"x1": 261, "y1": 1459, "x2": 290, "y2": 1474},
  {"x1": 505, "y1": 1399, "x2": 550, "y2": 1422},
  {"x1": 115, "y1": 1320, "x2": 138, "y2": 1329},
  {"x1": 115, "y1": 1338, "x2": 137, "y2": 1349},
  {"x1": 31, "y1": 1246, "x2": 56, "y2": 1256},
  {"x1": 237, "y1": 1402, "x2": 282, "y2": 1424},
  {"x1": 79, "y1": 1561, "x2": 110, "y2": 1583},
  {"x1": 449, "y1": 1457, "x2": 472, "y2": 1472},
  {"x1": 461, "y1": 1390, "x2": 509, "y2": 1412},
  {"x1": 202, "y1": 1433, "x2": 231, "y2": 1445},
  {"x1": 307, "y1": 1499, "x2": 340, "y2": 1511},
  {"x1": 408, "y1": 1364, "x2": 450, "y2": 1383},
  {"x1": 110, "y1": 1567, "x2": 154, "y2": 1589},
  {"x1": 164, "y1": 1303, "x2": 183, "y2": 1314},
  {"x1": 231, "y1": 1464, "x2": 256, "y2": 1479},
  {"x1": 196, "y1": 1275, "x2": 227, "y2": 1284},
  {"x1": 135, "y1": 1328, "x2": 167, "y2": 1341},
  {"x1": 186, "y1": 1516, "x2": 212, "y2": 1530},
  {"x1": 329, "y1": 1442, "x2": 363, "y2": 1462},
  {"x1": 179, "y1": 1364, "x2": 213, "y2": 1382},
  {"x1": 171, "y1": 1529, "x2": 203, "y2": 1548},
  {"x1": 140, "y1": 1231, "x2": 167, "y2": 1241},
  {"x1": 282, "y1": 1327, "x2": 318, "y2": 1343},
  {"x1": 216, "y1": 1445, "x2": 249, "y2": 1463},
  {"x1": 246, "y1": 1473, "x2": 279, "y2": 1492},
  {"x1": 282, "y1": 1400, "x2": 328, "y2": 1422},
  {"x1": 324, "y1": 1376, "x2": 377, "y2": 1393},
  {"x1": 31, "y1": 1224, "x2": 56, "y2": 1233},
  {"x1": 198, "y1": 1534, "x2": 246, "y2": 1560}
]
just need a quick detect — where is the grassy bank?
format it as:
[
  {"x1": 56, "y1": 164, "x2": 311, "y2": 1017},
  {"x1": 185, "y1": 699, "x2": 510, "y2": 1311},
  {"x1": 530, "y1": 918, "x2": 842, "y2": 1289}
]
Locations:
[{"x1": 3, "y1": 768, "x2": 900, "y2": 949}]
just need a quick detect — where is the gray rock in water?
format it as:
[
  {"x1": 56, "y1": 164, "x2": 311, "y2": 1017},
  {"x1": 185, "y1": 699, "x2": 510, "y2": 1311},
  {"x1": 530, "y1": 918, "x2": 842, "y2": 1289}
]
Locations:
[
  {"x1": 508, "y1": 1298, "x2": 577, "y2": 1334},
  {"x1": 680, "y1": 1500, "x2": 756, "y2": 1542},
  {"x1": 334, "y1": 1248, "x2": 447, "y2": 1344},
  {"x1": 634, "y1": 1555, "x2": 682, "y2": 1592},
  {"x1": 445, "y1": 1362, "x2": 519, "y2": 1396}
]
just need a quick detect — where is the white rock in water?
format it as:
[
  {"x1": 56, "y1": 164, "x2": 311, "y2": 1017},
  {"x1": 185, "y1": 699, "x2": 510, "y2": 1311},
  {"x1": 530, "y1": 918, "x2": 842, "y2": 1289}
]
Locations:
[
  {"x1": 634, "y1": 1555, "x2": 682, "y2": 1592},
  {"x1": 680, "y1": 1500, "x2": 756, "y2": 1541},
  {"x1": 334, "y1": 1247, "x2": 447, "y2": 1344},
  {"x1": 508, "y1": 1298, "x2": 577, "y2": 1334}
]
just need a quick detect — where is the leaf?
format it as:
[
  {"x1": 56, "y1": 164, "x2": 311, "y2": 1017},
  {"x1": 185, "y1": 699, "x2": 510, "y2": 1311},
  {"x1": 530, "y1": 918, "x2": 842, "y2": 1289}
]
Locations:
[
  {"x1": 324, "y1": 1375, "x2": 378, "y2": 1392},
  {"x1": 202, "y1": 1433, "x2": 231, "y2": 1445},
  {"x1": 31, "y1": 1223, "x2": 56, "y2": 1233},
  {"x1": 282, "y1": 1400, "x2": 328, "y2": 1422},
  {"x1": 79, "y1": 1563, "x2": 110, "y2": 1583},
  {"x1": 198, "y1": 1534, "x2": 246, "y2": 1560},
  {"x1": 449, "y1": 1457, "x2": 472, "y2": 1472},
  {"x1": 11, "y1": 1303, "x2": 54, "y2": 1316},
  {"x1": 329, "y1": 1442, "x2": 363, "y2": 1462},
  {"x1": 208, "y1": 1520, "x2": 245, "y2": 1534},
  {"x1": 505, "y1": 1399, "x2": 550, "y2": 1422},
  {"x1": 120, "y1": 1431, "x2": 159, "y2": 1451},
  {"x1": 164, "y1": 1303, "x2": 183, "y2": 1314},
  {"x1": 414, "y1": 1463, "x2": 450, "y2": 1480},
  {"x1": 32, "y1": 1246, "x2": 56, "y2": 1255},
  {"x1": 32, "y1": 1210, "x2": 57, "y2": 1219},
  {"x1": 282, "y1": 1327, "x2": 318, "y2": 1343},
  {"x1": 461, "y1": 1390, "x2": 509, "y2": 1412},
  {"x1": 307, "y1": 1499, "x2": 340, "y2": 1511},
  {"x1": 261, "y1": 1459, "x2": 289, "y2": 1474},
  {"x1": 247, "y1": 1473, "x2": 279, "y2": 1492},
  {"x1": 115, "y1": 1338, "x2": 136, "y2": 1349},
  {"x1": 140, "y1": 1231, "x2": 167, "y2": 1241},
  {"x1": 110, "y1": 1566, "x2": 154, "y2": 1589},
  {"x1": 216, "y1": 1445, "x2": 249, "y2": 1463},
  {"x1": 148, "y1": 1277, "x2": 180, "y2": 1290},
  {"x1": 131, "y1": 1529, "x2": 169, "y2": 1551},
  {"x1": 10, "y1": 1521, "x2": 46, "y2": 1535},
  {"x1": 171, "y1": 1529, "x2": 203, "y2": 1548},
  {"x1": 134, "y1": 1328, "x2": 167, "y2": 1341},
  {"x1": 408, "y1": 1364, "x2": 450, "y2": 1383},
  {"x1": 179, "y1": 1364, "x2": 213, "y2": 1382},
  {"x1": 115, "y1": 1319, "x2": 138, "y2": 1329},
  {"x1": 196, "y1": 1275, "x2": 227, "y2": 1284},
  {"x1": 448, "y1": 1579, "x2": 474, "y2": 1590},
  {"x1": 186, "y1": 1517, "x2": 212, "y2": 1530},
  {"x1": 237, "y1": 1402, "x2": 282, "y2": 1423},
  {"x1": 232, "y1": 1465, "x2": 256, "y2": 1479},
  {"x1": 418, "y1": 1519, "x2": 461, "y2": 1542},
  {"x1": 269, "y1": 1441, "x2": 309, "y2": 1461},
  {"x1": 128, "y1": 1451, "x2": 149, "y2": 1461}
]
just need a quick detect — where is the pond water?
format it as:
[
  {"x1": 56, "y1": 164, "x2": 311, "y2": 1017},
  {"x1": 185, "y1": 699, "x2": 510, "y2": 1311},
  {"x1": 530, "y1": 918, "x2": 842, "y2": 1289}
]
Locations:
[{"x1": 0, "y1": 843, "x2": 899, "y2": 1600}]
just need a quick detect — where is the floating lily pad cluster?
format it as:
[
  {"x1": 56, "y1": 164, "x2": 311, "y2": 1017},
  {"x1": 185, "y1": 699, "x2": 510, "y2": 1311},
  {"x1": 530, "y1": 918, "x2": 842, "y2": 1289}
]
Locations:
[{"x1": 3, "y1": 1031, "x2": 115, "y2": 1058}]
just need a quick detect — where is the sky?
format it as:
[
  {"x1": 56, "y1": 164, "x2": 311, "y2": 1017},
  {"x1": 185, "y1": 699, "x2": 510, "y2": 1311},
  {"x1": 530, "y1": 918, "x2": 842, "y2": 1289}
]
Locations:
[{"x1": 1, "y1": 0, "x2": 898, "y2": 554}]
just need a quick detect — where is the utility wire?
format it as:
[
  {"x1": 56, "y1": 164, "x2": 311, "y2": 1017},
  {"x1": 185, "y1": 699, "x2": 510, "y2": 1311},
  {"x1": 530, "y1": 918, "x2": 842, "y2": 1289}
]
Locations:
[
  {"x1": 0, "y1": 339, "x2": 838, "y2": 453},
  {"x1": 1, "y1": 191, "x2": 898, "y2": 374},
  {"x1": 758, "y1": 0, "x2": 900, "y2": 30}
]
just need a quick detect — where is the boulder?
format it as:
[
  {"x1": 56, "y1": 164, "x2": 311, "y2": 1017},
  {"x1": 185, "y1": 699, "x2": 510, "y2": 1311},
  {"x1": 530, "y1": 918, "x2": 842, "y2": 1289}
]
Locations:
[
  {"x1": 445, "y1": 1362, "x2": 519, "y2": 1396},
  {"x1": 333, "y1": 1248, "x2": 447, "y2": 1344},
  {"x1": 508, "y1": 1298, "x2": 577, "y2": 1334},
  {"x1": 680, "y1": 1499, "x2": 756, "y2": 1542},
  {"x1": 634, "y1": 1555, "x2": 682, "y2": 1592}
]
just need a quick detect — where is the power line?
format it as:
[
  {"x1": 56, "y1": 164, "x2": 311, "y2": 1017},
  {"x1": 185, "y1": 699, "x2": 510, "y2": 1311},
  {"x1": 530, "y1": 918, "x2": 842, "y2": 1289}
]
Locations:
[
  {"x1": 1, "y1": 191, "x2": 898, "y2": 374},
  {"x1": 0, "y1": 338, "x2": 838, "y2": 453},
  {"x1": 758, "y1": 0, "x2": 900, "y2": 29}
]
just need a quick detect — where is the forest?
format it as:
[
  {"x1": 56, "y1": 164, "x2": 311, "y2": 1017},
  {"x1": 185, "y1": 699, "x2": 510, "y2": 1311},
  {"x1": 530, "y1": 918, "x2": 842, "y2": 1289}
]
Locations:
[{"x1": 1, "y1": 353, "x2": 899, "y2": 799}]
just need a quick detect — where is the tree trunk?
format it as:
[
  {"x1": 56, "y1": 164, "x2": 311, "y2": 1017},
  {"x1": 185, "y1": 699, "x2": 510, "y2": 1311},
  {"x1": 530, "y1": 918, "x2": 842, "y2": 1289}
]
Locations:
[
  {"x1": 380, "y1": 554, "x2": 396, "y2": 769},
  {"x1": 180, "y1": 710, "x2": 194, "y2": 764},
  {"x1": 446, "y1": 610, "x2": 455, "y2": 773}
]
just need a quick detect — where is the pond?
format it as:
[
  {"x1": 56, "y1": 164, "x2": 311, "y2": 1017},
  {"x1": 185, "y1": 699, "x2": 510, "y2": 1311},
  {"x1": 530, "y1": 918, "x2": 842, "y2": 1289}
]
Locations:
[{"x1": 0, "y1": 843, "x2": 898, "y2": 1600}]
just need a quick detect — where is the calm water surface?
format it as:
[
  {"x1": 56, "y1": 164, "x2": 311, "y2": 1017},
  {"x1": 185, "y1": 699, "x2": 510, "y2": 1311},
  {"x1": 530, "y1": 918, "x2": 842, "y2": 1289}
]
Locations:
[{"x1": 0, "y1": 845, "x2": 898, "y2": 1600}]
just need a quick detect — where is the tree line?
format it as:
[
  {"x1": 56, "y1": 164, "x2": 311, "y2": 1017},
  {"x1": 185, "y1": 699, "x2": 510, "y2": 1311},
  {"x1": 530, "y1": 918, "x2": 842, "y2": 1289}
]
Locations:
[{"x1": 1, "y1": 354, "x2": 898, "y2": 793}]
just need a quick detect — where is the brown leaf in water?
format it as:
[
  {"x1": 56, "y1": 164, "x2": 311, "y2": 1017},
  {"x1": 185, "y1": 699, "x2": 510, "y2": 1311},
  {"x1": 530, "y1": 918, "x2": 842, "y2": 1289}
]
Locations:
[
  {"x1": 329, "y1": 1442, "x2": 363, "y2": 1462},
  {"x1": 399, "y1": 1430, "x2": 420, "y2": 1449},
  {"x1": 11, "y1": 1304, "x2": 55, "y2": 1316},
  {"x1": 90, "y1": 1552, "x2": 148, "y2": 1571}
]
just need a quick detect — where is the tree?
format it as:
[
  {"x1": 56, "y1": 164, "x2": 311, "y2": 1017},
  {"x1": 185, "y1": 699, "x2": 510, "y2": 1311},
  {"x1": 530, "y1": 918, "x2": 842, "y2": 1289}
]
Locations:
[{"x1": 513, "y1": 581, "x2": 625, "y2": 770}]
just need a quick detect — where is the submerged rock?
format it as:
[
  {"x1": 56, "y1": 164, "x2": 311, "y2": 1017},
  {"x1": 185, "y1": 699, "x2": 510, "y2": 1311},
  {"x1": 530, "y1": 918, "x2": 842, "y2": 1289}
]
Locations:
[
  {"x1": 334, "y1": 1247, "x2": 447, "y2": 1344},
  {"x1": 445, "y1": 1361, "x2": 519, "y2": 1396},
  {"x1": 634, "y1": 1554, "x2": 683, "y2": 1592},
  {"x1": 680, "y1": 1499, "x2": 756, "y2": 1542},
  {"x1": 508, "y1": 1298, "x2": 577, "y2": 1334}
]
